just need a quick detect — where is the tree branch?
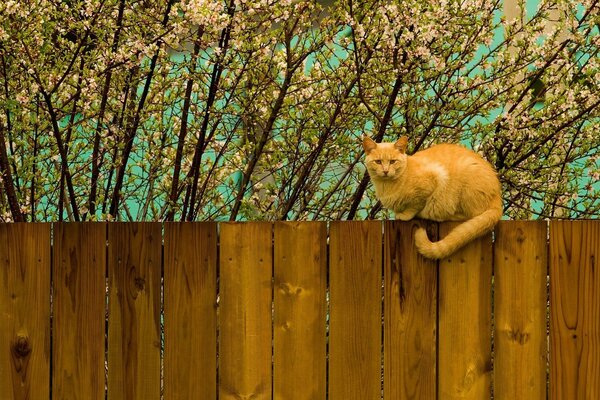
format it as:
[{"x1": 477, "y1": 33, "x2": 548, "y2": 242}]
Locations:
[
  {"x1": 40, "y1": 89, "x2": 81, "y2": 221},
  {"x1": 88, "y1": 0, "x2": 126, "y2": 219},
  {"x1": 183, "y1": 0, "x2": 236, "y2": 221},
  {"x1": 346, "y1": 69, "x2": 404, "y2": 220},
  {"x1": 166, "y1": 25, "x2": 205, "y2": 221},
  {"x1": 0, "y1": 124, "x2": 23, "y2": 221},
  {"x1": 109, "y1": 0, "x2": 175, "y2": 218}
]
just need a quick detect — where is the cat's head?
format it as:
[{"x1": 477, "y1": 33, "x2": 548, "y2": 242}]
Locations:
[{"x1": 362, "y1": 136, "x2": 408, "y2": 180}]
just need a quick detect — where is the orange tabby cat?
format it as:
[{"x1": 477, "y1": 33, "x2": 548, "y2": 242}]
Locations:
[{"x1": 363, "y1": 136, "x2": 502, "y2": 259}]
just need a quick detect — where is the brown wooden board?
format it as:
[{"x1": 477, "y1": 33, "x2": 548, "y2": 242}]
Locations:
[
  {"x1": 438, "y1": 222, "x2": 493, "y2": 400},
  {"x1": 107, "y1": 223, "x2": 161, "y2": 400},
  {"x1": 164, "y1": 222, "x2": 218, "y2": 400},
  {"x1": 494, "y1": 221, "x2": 548, "y2": 400},
  {"x1": 273, "y1": 221, "x2": 327, "y2": 400},
  {"x1": 219, "y1": 222, "x2": 273, "y2": 400},
  {"x1": 52, "y1": 223, "x2": 107, "y2": 399},
  {"x1": 550, "y1": 220, "x2": 600, "y2": 399},
  {"x1": 0, "y1": 224, "x2": 51, "y2": 400},
  {"x1": 384, "y1": 220, "x2": 437, "y2": 399},
  {"x1": 328, "y1": 221, "x2": 382, "y2": 400}
]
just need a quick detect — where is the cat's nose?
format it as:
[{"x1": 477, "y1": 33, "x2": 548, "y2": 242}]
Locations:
[{"x1": 383, "y1": 170, "x2": 389, "y2": 175}]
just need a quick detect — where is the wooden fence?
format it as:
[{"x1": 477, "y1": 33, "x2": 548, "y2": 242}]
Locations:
[{"x1": 0, "y1": 220, "x2": 598, "y2": 399}]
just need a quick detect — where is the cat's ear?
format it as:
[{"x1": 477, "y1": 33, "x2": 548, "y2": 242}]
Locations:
[
  {"x1": 394, "y1": 136, "x2": 409, "y2": 153},
  {"x1": 362, "y1": 136, "x2": 377, "y2": 154}
]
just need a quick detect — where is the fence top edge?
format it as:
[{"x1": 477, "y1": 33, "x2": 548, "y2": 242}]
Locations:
[{"x1": 1, "y1": 219, "x2": 598, "y2": 227}]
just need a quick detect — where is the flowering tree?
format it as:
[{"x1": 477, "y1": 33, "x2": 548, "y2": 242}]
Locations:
[{"x1": 0, "y1": 0, "x2": 598, "y2": 222}]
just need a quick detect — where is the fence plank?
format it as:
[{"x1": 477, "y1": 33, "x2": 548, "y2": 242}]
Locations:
[
  {"x1": 0, "y1": 224, "x2": 50, "y2": 400},
  {"x1": 219, "y1": 222, "x2": 272, "y2": 400},
  {"x1": 107, "y1": 223, "x2": 161, "y2": 400},
  {"x1": 273, "y1": 222, "x2": 327, "y2": 400},
  {"x1": 494, "y1": 221, "x2": 547, "y2": 400},
  {"x1": 384, "y1": 221, "x2": 437, "y2": 399},
  {"x1": 52, "y1": 223, "x2": 106, "y2": 399},
  {"x1": 329, "y1": 221, "x2": 382, "y2": 400},
  {"x1": 164, "y1": 222, "x2": 217, "y2": 400},
  {"x1": 438, "y1": 222, "x2": 492, "y2": 400},
  {"x1": 550, "y1": 220, "x2": 600, "y2": 399}
]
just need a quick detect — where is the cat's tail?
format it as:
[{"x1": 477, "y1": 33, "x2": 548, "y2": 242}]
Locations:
[{"x1": 414, "y1": 206, "x2": 502, "y2": 260}]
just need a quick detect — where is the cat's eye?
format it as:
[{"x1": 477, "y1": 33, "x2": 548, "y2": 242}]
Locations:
[
  {"x1": 374, "y1": 160, "x2": 382, "y2": 164},
  {"x1": 390, "y1": 160, "x2": 397, "y2": 164}
]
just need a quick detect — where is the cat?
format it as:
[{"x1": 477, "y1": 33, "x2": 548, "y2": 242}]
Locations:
[{"x1": 362, "y1": 136, "x2": 502, "y2": 259}]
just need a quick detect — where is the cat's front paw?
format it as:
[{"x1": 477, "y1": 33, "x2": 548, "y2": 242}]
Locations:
[{"x1": 395, "y1": 210, "x2": 418, "y2": 221}]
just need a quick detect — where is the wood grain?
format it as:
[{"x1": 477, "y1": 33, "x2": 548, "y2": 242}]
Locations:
[
  {"x1": 107, "y1": 223, "x2": 161, "y2": 400},
  {"x1": 384, "y1": 220, "x2": 437, "y2": 399},
  {"x1": 328, "y1": 221, "x2": 382, "y2": 400},
  {"x1": 164, "y1": 222, "x2": 217, "y2": 400},
  {"x1": 438, "y1": 222, "x2": 493, "y2": 400},
  {"x1": 273, "y1": 221, "x2": 327, "y2": 400},
  {"x1": 550, "y1": 220, "x2": 600, "y2": 399},
  {"x1": 494, "y1": 221, "x2": 547, "y2": 400},
  {"x1": 52, "y1": 223, "x2": 107, "y2": 399},
  {"x1": 219, "y1": 222, "x2": 272, "y2": 400},
  {"x1": 0, "y1": 223, "x2": 51, "y2": 400}
]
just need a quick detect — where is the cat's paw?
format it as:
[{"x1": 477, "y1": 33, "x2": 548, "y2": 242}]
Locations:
[{"x1": 395, "y1": 210, "x2": 418, "y2": 221}]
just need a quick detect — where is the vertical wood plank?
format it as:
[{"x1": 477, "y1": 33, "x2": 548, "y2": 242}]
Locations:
[
  {"x1": 329, "y1": 221, "x2": 382, "y2": 400},
  {"x1": 107, "y1": 223, "x2": 161, "y2": 400},
  {"x1": 273, "y1": 221, "x2": 327, "y2": 400},
  {"x1": 53, "y1": 223, "x2": 107, "y2": 399},
  {"x1": 164, "y1": 222, "x2": 217, "y2": 400},
  {"x1": 0, "y1": 224, "x2": 50, "y2": 400},
  {"x1": 384, "y1": 221, "x2": 437, "y2": 399},
  {"x1": 550, "y1": 220, "x2": 600, "y2": 399},
  {"x1": 219, "y1": 222, "x2": 272, "y2": 400},
  {"x1": 494, "y1": 221, "x2": 547, "y2": 400},
  {"x1": 438, "y1": 222, "x2": 492, "y2": 400}
]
